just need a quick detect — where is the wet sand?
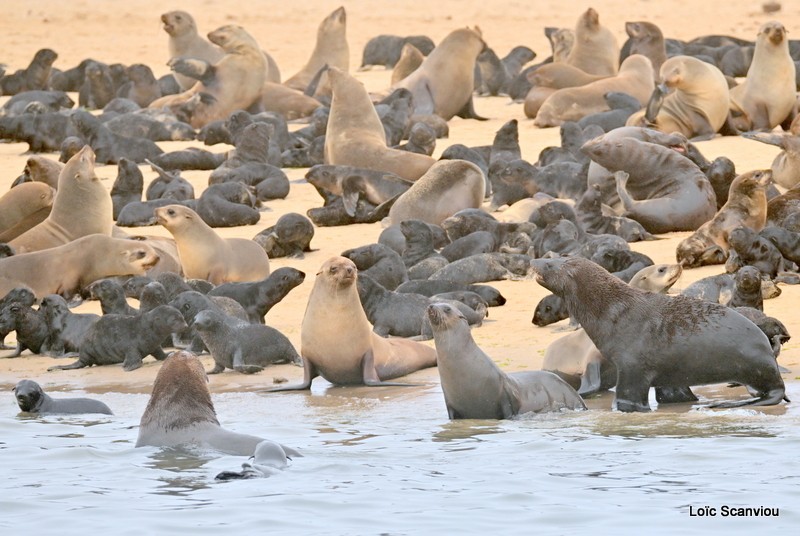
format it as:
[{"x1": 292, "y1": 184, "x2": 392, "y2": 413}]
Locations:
[{"x1": 0, "y1": 0, "x2": 798, "y2": 396}]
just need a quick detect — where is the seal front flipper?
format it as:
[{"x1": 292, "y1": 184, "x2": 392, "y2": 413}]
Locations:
[
  {"x1": 577, "y1": 360, "x2": 602, "y2": 396},
  {"x1": 265, "y1": 357, "x2": 317, "y2": 391},
  {"x1": 613, "y1": 365, "x2": 652, "y2": 412},
  {"x1": 644, "y1": 84, "x2": 667, "y2": 125},
  {"x1": 361, "y1": 349, "x2": 418, "y2": 387},
  {"x1": 456, "y1": 96, "x2": 488, "y2": 121},
  {"x1": 654, "y1": 386, "x2": 698, "y2": 404}
]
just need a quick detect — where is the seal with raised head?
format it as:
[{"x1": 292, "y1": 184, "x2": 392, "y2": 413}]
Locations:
[
  {"x1": 532, "y1": 256, "x2": 787, "y2": 411},
  {"x1": 269, "y1": 257, "x2": 437, "y2": 391},
  {"x1": 325, "y1": 68, "x2": 435, "y2": 182},
  {"x1": 427, "y1": 302, "x2": 585, "y2": 419},
  {"x1": 565, "y1": 8, "x2": 619, "y2": 76},
  {"x1": 207, "y1": 267, "x2": 306, "y2": 324},
  {"x1": 394, "y1": 27, "x2": 487, "y2": 121},
  {"x1": 13, "y1": 380, "x2": 113, "y2": 415},
  {"x1": 9, "y1": 146, "x2": 112, "y2": 254},
  {"x1": 161, "y1": 10, "x2": 224, "y2": 90},
  {"x1": 136, "y1": 350, "x2": 300, "y2": 458},
  {"x1": 155, "y1": 204, "x2": 270, "y2": 285},
  {"x1": 284, "y1": 6, "x2": 349, "y2": 93}
]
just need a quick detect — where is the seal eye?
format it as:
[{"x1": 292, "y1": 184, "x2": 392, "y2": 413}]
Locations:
[
  {"x1": 330, "y1": 266, "x2": 338, "y2": 274},
  {"x1": 167, "y1": 209, "x2": 175, "y2": 216}
]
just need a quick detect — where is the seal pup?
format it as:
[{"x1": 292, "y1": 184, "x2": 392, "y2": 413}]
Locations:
[
  {"x1": 427, "y1": 303, "x2": 585, "y2": 419},
  {"x1": 9, "y1": 146, "x2": 112, "y2": 254},
  {"x1": 729, "y1": 21, "x2": 796, "y2": 131},
  {"x1": 325, "y1": 68, "x2": 435, "y2": 182},
  {"x1": 13, "y1": 380, "x2": 113, "y2": 415},
  {"x1": 207, "y1": 267, "x2": 306, "y2": 324},
  {"x1": 136, "y1": 350, "x2": 299, "y2": 458},
  {"x1": 284, "y1": 6, "x2": 349, "y2": 93},
  {"x1": 215, "y1": 439, "x2": 289, "y2": 480},
  {"x1": 162, "y1": 10, "x2": 224, "y2": 90},
  {"x1": 394, "y1": 27, "x2": 487, "y2": 121},
  {"x1": 155, "y1": 205, "x2": 270, "y2": 285},
  {"x1": 565, "y1": 8, "x2": 619, "y2": 76},
  {"x1": 269, "y1": 257, "x2": 437, "y2": 391},
  {"x1": 532, "y1": 256, "x2": 787, "y2": 411}
]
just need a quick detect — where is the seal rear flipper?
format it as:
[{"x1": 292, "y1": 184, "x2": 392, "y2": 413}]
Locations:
[
  {"x1": 654, "y1": 386, "x2": 698, "y2": 404},
  {"x1": 265, "y1": 357, "x2": 317, "y2": 391},
  {"x1": 707, "y1": 387, "x2": 787, "y2": 408},
  {"x1": 361, "y1": 350, "x2": 418, "y2": 387},
  {"x1": 456, "y1": 96, "x2": 488, "y2": 121},
  {"x1": 47, "y1": 358, "x2": 87, "y2": 371}
]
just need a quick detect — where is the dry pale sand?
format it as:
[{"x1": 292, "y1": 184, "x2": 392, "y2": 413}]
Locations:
[{"x1": 0, "y1": 0, "x2": 798, "y2": 397}]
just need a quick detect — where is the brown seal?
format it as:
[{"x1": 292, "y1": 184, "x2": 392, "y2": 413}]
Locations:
[
  {"x1": 260, "y1": 82, "x2": 321, "y2": 120},
  {"x1": 150, "y1": 24, "x2": 267, "y2": 128},
  {"x1": 742, "y1": 132, "x2": 800, "y2": 189},
  {"x1": 624, "y1": 21, "x2": 667, "y2": 80},
  {"x1": 9, "y1": 146, "x2": 112, "y2": 254},
  {"x1": 523, "y1": 64, "x2": 606, "y2": 118},
  {"x1": 0, "y1": 183, "x2": 54, "y2": 242},
  {"x1": 270, "y1": 257, "x2": 437, "y2": 391},
  {"x1": 676, "y1": 170, "x2": 771, "y2": 268},
  {"x1": 162, "y1": 10, "x2": 224, "y2": 90},
  {"x1": 391, "y1": 43, "x2": 424, "y2": 85},
  {"x1": 729, "y1": 21, "x2": 796, "y2": 131},
  {"x1": 16, "y1": 156, "x2": 62, "y2": 190},
  {"x1": 534, "y1": 55, "x2": 654, "y2": 127},
  {"x1": 155, "y1": 204, "x2": 270, "y2": 285},
  {"x1": 387, "y1": 160, "x2": 486, "y2": 226},
  {"x1": 627, "y1": 55, "x2": 730, "y2": 139},
  {"x1": 565, "y1": 8, "x2": 619, "y2": 76},
  {"x1": 324, "y1": 67, "x2": 435, "y2": 182},
  {"x1": 0, "y1": 234, "x2": 159, "y2": 299},
  {"x1": 284, "y1": 6, "x2": 349, "y2": 92},
  {"x1": 135, "y1": 350, "x2": 299, "y2": 458},
  {"x1": 394, "y1": 27, "x2": 487, "y2": 121}
]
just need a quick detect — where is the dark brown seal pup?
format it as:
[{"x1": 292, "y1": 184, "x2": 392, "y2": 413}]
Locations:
[
  {"x1": 676, "y1": 170, "x2": 771, "y2": 268},
  {"x1": 13, "y1": 380, "x2": 113, "y2": 415},
  {"x1": 532, "y1": 256, "x2": 787, "y2": 412},
  {"x1": 253, "y1": 213, "x2": 315, "y2": 259},
  {"x1": 269, "y1": 257, "x2": 437, "y2": 391},
  {"x1": 427, "y1": 303, "x2": 585, "y2": 419},
  {"x1": 136, "y1": 350, "x2": 299, "y2": 458},
  {"x1": 207, "y1": 267, "x2": 306, "y2": 324}
]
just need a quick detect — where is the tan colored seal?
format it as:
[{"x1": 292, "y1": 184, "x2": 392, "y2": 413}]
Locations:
[
  {"x1": 627, "y1": 55, "x2": 730, "y2": 138},
  {"x1": 729, "y1": 21, "x2": 796, "y2": 131},
  {"x1": 523, "y1": 64, "x2": 606, "y2": 118},
  {"x1": 325, "y1": 67, "x2": 435, "y2": 181},
  {"x1": 394, "y1": 27, "x2": 486, "y2": 120},
  {"x1": 155, "y1": 204, "x2": 270, "y2": 285},
  {"x1": 20, "y1": 156, "x2": 62, "y2": 190},
  {"x1": 387, "y1": 160, "x2": 486, "y2": 226},
  {"x1": 565, "y1": 8, "x2": 619, "y2": 76},
  {"x1": 0, "y1": 183, "x2": 54, "y2": 242},
  {"x1": 0, "y1": 234, "x2": 159, "y2": 299},
  {"x1": 676, "y1": 170, "x2": 771, "y2": 268},
  {"x1": 150, "y1": 24, "x2": 267, "y2": 129},
  {"x1": 260, "y1": 82, "x2": 321, "y2": 120},
  {"x1": 391, "y1": 43, "x2": 424, "y2": 85},
  {"x1": 270, "y1": 257, "x2": 437, "y2": 391},
  {"x1": 9, "y1": 146, "x2": 112, "y2": 254},
  {"x1": 284, "y1": 6, "x2": 349, "y2": 92},
  {"x1": 534, "y1": 55, "x2": 654, "y2": 127},
  {"x1": 136, "y1": 350, "x2": 299, "y2": 458}
]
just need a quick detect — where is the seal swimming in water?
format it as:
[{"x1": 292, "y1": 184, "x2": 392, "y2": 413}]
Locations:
[
  {"x1": 135, "y1": 350, "x2": 300, "y2": 458},
  {"x1": 269, "y1": 256, "x2": 437, "y2": 391},
  {"x1": 13, "y1": 380, "x2": 113, "y2": 415},
  {"x1": 532, "y1": 256, "x2": 787, "y2": 412},
  {"x1": 427, "y1": 302, "x2": 585, "y2": 419}
]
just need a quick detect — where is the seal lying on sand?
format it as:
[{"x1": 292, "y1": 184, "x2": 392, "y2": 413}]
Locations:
[
  {"x1": 427, "y1": 302, "x2": 585, "y2": 419},
  {"x1": 532, "y1": 256, "x2": 787, "y2": 412},
  {"x1": 13, "y1": 379, "x2": 113, "y2": 415},
  {"x1": 136, "y1": 350, "x2": 300, "y2": 458},
  {"x1": 270, "y1": 256, "x2": 437, "y2": 391}
]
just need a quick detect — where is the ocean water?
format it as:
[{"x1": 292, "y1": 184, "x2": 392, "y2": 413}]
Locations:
[{"x1": 1, "y1": 381, "x2": 798, "y2": 535}]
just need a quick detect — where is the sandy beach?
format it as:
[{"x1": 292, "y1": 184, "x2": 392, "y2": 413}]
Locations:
[{"x1": 0, "y1": 0, "x2": 798, "y2": 398}]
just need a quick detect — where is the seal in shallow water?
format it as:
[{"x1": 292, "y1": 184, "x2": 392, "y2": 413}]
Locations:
[
  {"x1": 426, "y1": 302, "x2": 585, "y2": 419},
  {"x1": 532, "y1": 256, "x2": 787, "y2": 412},
  {"x1": 13, "y1": 380, "x2": 113, "y2": 415}
]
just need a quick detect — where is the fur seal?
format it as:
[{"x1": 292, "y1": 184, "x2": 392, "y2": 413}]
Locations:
[
  {"x1": 534, "y1": 55, "x2": 654, "y2": 127},
  {"x1": 110, "y1": 159, "x2": 144, "y2": 220},
  {"x1": 0, "y1": 183, "x2": 54, "y2": 242},
  {"x1": 135, "y1": 350, "x2": 299, "y2": 458},
  {"x1": 13, "y1": 380, "x2": 112, "y2": 415},
  {"x1": 71, "y1": 110, "x2": 165, "y2": 164},
  {"x1": 48, "y1": 305, "x2": 187, "y2": 372},
  {"x1": 325, "y1": 68, "x2": 435, "y2": 182},
  {"x1": 565, "y1": 8, "x2": 619, "y2": 76},
  {"x1": 116, "y1": 64, "x2": 162, "y2": 107},
  {"x1": 305, "y1": 164, "x2": 412, "y2": 216},
  {"x1": 0, "y1": 302, "x2": 48, "y2": 356},
  {"x1": 341, "y1": 243, "x2": 408, "y2": 290},
  {"x1": 360, "y1": 34, "x2": 435, "y2": 69},
  {"x1": 729, "y1": 21, "x2": 796, "y2": 131},
  {"x1": 387, "y1": 160, "x2": 485, "y2": 226},
  {"x1": 395, "y1": 27, "x2": 486, "y2": 121},
  {"x1": 0, "y1": 235, "x2": 159, "y2": 299},
  {"x1": 155, "y1": 205, "x2": 270, "y2": 284},
  {"x1": 729, "y1": 266, "x2": 764, "y2": 310},
  {"x1": 623, "y1": 21, "x2": 667, "y2": 79},
  {"x1": 38, "y1": 294, "x2": 100, "y2": 357},
  {"x1": 628, "y1": 55, "x2": 730, "y2": 139},
  {"x1": 193, "y1": 309, "x2": 301, "y2": 374},
  {"x1": 10, "y1": 146, "x2": 112, "y2": 254},
  {"x1": 284, "y1": 6, "x2": 349, "y2": 92},
  {"x1": 532, "y1": 256, "x2": 787, "y2": 411},
  {"x1": 395, "y1": 280, "x2": 506, "y2": 307},
  {"x1": 161, "y1": 10, "x2": 224, "y2": 90},
  {"x1": 676, "y1": 170, "x2": 770, "y2": 267},
  {"x1": 88, "y1": 279, "x2": 138, "y2": 316},
  {"x1": 391, "y1": 43, "x2": 425, "y2": 85},
  {"x1": 13, "y1": 155, "x2": 62, "y2": 190},
  {"x1": 214, "y1": 439, "x2": 290, "y2": 480},
  {"x1": 207, "y1": 267, "x2": 306, "y2": 324},
  {"x1": 743, "y1": 133, "x2": 800, "y2": 189},
  {"x1": 269, "y1": 257, "x2": 437, "y2": 390},
  {"x1": 0, "y1": 49, "x2": 58, "y2": 95},
  {"x1": 253, "y1": 213, "x2": 314, "y2": 259},
  {"x1": 427, "y1": 302, "x2": 585, "y2": 419}
]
